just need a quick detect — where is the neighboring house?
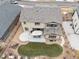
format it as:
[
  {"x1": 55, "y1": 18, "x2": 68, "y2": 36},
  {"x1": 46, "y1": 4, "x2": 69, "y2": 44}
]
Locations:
[
  {"x1": 72, "y1": 7, "x2": 79, "y2": 34},
  {"x1": 19, "y1": 5, "x2": 63, "y2": 42},
  {"x1": 0, "y1": 2, "x2": 21, "y2": 41}
]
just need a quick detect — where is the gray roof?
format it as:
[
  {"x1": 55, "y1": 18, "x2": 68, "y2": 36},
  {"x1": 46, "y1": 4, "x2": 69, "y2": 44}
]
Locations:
[
  {"x1": 20, "y1": 6, "x2": 62, "y2": 23},
  {"x1": 0, "y1": 2, "x2": 21, "y2": 38}
]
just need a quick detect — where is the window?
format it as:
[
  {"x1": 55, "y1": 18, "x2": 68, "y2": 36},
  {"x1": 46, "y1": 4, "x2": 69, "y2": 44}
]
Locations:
[
  {"x1": 49, "y1": 35, "x2": 56, "y2": 38},
  {"x1": 35, "y1": 22, "x2": 40, "y2": 25},
  {"x1": 25, "y1": 27, "x2": 28, "y2": 31},
  {"x1": 23, "y1": 21, "x2": 26, "y2": 24},
  {"x1": 47, "y1": 24, "x2": 57, "y2": 27},
  {"x1": 33, "y1": 28, "x2": 44, "y2": 31}
]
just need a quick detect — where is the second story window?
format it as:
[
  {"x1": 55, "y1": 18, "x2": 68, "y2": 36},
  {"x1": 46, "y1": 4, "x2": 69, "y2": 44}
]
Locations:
[
  {"x1": 47, "y1": 24, "x2": 57, "y2": 27},
  {"x1": 35, "y1": 22, "x2": 40, "y2": 25}
]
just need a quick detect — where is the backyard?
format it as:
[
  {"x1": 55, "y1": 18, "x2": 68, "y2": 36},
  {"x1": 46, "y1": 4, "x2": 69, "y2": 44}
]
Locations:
[{"x1": 18, "y1": 42, "x2": 63, "y2": 57}]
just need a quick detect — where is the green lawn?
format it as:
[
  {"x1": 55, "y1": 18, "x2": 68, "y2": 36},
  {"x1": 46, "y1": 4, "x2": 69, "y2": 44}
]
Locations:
[{"x1": 18, "y1": 42, "x2": 63, "y2": 57}]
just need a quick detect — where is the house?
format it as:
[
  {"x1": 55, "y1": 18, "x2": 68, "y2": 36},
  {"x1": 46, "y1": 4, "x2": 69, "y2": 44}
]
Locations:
[
  {"x1": 0, "y1": 2, "x2": 21, "y2": 41},
  {"x1": 62, "y1": 7, "x2": 79, "y2": 50},
  {"x1": 19, "y1": 4, "x2": 63, "y2": 42},
  {"x1": 72, "y1": 7, "x2": 79, "y2": 34}
]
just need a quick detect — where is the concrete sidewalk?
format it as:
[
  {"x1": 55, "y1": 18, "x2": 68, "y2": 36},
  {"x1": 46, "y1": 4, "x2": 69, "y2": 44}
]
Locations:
[{"x1": 62, "y1": 21, "x2": 79, "y2": 50}]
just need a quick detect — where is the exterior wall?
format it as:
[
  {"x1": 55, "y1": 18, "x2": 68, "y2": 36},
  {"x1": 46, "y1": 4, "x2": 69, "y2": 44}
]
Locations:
[
  {"x1": 72, "y1": 11, "x2": 79, "y2": 34},
  {"x1": 21, "y1": 21, "x2": 46, "y2": 32},
  {"x1": 21, "y1": 21, "x2": 62, "y2": 35},
  {"x1": 0, "y1": 13, "x2": 20, "y2": 41}
]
